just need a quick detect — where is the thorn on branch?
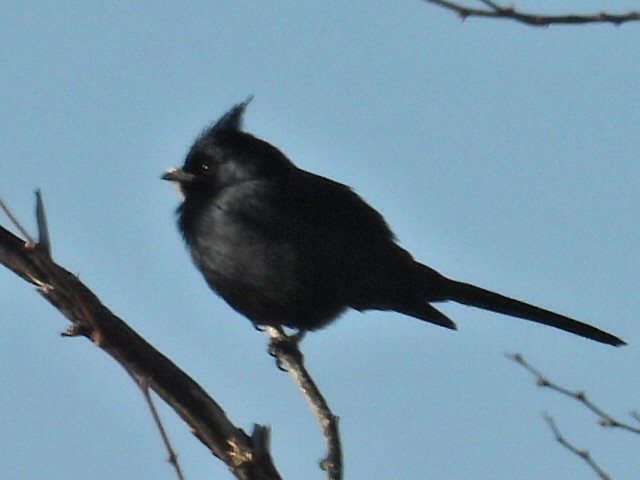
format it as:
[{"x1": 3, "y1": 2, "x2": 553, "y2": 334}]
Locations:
[
  {"x1": 35, "y1": 189, "x2": 51, "y2": 256},
  {"x1": 458, "y1": 9, "x2": 470, "y2": 21},
  {"x1": 61, "y1": 323, "x2": 93, "y2": 338}
]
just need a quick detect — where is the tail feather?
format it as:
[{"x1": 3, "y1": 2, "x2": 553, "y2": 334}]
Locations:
[
  {"x1": 398, "y1": 304, "x2": 458, "y2": 330},
  {"x1": 443, "y1": 279, "x2": 625, "y2": 346}
]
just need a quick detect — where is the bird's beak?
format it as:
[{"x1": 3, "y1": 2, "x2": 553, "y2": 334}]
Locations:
[{"x1": 161, "y1": 167, "x2": 196, "y2": 183}]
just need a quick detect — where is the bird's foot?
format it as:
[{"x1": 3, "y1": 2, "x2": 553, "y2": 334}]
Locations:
[{"x1": 265, "y1": 326, "x2": 305, "y2": 370}]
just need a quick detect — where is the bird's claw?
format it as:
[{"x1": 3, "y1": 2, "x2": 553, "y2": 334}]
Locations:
[{"x1": 267, "y1": 328, "x2": 305, "y2": 370}]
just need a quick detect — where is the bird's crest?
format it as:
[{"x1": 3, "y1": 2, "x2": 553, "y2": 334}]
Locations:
[{"x1": 211, "y1": 96, "x2": 254, "y2": 134}]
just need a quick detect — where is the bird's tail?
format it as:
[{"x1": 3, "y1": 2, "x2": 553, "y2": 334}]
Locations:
[{"x1": 442, "y1": 278, "x2": 625, "y2": 346}]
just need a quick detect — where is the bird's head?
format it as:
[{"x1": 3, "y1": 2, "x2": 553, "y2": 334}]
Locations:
[{"x1": 162, "y1": 97, "x2": 294, "y2": 199}]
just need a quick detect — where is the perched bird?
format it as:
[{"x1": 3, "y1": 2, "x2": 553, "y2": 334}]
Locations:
[{"x1": 163, "y1": 98, "x2": 624, "y2": 346}]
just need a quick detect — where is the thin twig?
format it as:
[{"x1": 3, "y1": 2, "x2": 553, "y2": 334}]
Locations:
[
  {"x1": 507, "y1": 353, "x2": 640, "y2": 434},
  {"x1": 265, "y1": 327, "x2": 342, "y2": 480},
  {"x1": 0, "y1": 196, "x2": 35, "y2": 244},
  {"x1": 424, "y1": 0, "x2": 640, "y2": 26},
  {"x1": 132, "y1": 372, "x2": 186, "y2": 480},
  {"x1": 544, "y1": 413, "x2": 612, "y2": 480}
]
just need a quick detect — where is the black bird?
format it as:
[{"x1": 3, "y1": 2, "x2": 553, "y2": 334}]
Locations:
[{"x1": 163, "y1": 98, "x2": 625, "y2": 347}]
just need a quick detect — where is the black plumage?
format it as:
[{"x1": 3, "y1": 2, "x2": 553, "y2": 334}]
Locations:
[{"x1": 162, "y1": 98, "x2": 624, "y2": 346}]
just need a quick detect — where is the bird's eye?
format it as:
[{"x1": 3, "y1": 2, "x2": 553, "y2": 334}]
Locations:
[{"x1": 199, "y1": 162, "x2": 212, "y2": 175}]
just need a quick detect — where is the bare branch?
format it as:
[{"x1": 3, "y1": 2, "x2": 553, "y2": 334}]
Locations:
[
  {"x1": 0, "y1": 195, "x2": 282, "y2": 480},
  {"x1": 507, "y1": 353, "x2": 640, "y2": 434},
  {"x1": 544, "y1": 413, "x2": 612, "y2": 480},
  {"x1": 424, "y1": 0, "x2": 640, "y2": 26},
  {"x1": 266, "y1": 327, "x2": 342, "y2": 480}
]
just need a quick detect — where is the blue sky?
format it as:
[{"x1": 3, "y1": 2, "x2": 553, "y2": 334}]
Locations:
[{"x1": 1, "y1": 2, "x2": 638, "y2": 479}]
